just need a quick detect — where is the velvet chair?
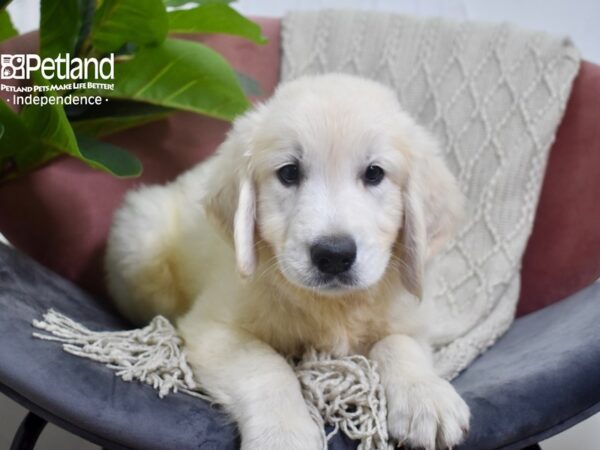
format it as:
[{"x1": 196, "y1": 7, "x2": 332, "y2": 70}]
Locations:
[{"x1": 1, "y1": 18, "x2": 599, "y2": 450}]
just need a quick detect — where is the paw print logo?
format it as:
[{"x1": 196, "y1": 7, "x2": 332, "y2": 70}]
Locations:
[{"x1": 1, "y1": 55, "x2": 26, "y2": 79}]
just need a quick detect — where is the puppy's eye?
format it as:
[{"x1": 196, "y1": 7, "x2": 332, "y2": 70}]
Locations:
[
  {"x1": 363, "y1": 165, "x2": 385, "y2": 186},
  {"x1": 277, "y1": 163, "x2": 300, "y2": 186}
]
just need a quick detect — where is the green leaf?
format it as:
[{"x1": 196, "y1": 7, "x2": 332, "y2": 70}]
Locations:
[
  {"x1": 21, "y1": 88, "x2": 78, "y2": 154},
  {"x1": 91, "y1": 0, "x2": 168, "y2": 53},
  {"x1": 74, "y1": 0, "x2": 97, "y2": 56},
  {"x1": 0, "y1": 108, "x2": 23, "y2": 180},
  {"x1": 168, "y1": 3, "x2": 266, "y2": 44},
  {"x1": 0, "y1": 99, "x2": 59, "y2": 180},
  {"x1": 69, "y1": 101, "x2": 171, "y2": 137},
  {"x1": 235, "y1": 71, "x2": 263, "y2": 97},
  {"x1": 72, "y1": 113, "x2": 167, "y2": 137},
  {"x1": 77, "y1": 133, "x2": 142, "y2": 177},
  {"x1": 0, "y1": 87, "x2": 143, "y2": 181},
  {"x1": 21, "y1": 86, "x2": 140, "y2": 176},
  {"x1": 163, "y1": 0, "x2": 234, "y2": 8},
  {"x1": 0, "y1": 9, "x2": 17, "y2": 42},
  {"x1": 39, "y1": 0, "x2": 81, "y2": 58},
  {"x1": 0, "y1": 100, "x2": 38, "y2": 168},
  {"x1": 91, "y1": 38, "x2": 249, "y2": 121}
]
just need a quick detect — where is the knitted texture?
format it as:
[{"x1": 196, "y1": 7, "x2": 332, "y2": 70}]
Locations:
[{"x1": 281, "y1": 10, "x2": 580, "y2": 379}]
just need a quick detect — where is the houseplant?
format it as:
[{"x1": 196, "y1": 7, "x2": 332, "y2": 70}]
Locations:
[{"x1": 0, "y1": 0, "x2": 265, "y2": 181}]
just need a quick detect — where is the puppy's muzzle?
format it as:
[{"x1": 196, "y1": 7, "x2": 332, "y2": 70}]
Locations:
[{"x1": 310, "y1": 235, "x2": 357, "y2": 275}]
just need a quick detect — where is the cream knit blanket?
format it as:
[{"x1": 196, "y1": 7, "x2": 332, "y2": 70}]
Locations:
[{"x1": 281, "y1": 10, "x2": 580, "y2": 379}]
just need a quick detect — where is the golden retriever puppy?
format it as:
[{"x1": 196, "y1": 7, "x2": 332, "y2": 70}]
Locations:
[{"x1": 105, "y1": 74, "x2": 469, "y2": 450}]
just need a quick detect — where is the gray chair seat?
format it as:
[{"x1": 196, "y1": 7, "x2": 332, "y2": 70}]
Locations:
[{"x1": 1, "y1": 243, "x2": 599, "y2": 450}]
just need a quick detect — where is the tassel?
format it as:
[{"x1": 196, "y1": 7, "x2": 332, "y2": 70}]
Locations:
[{"x1": 33, "y1": 309, "x2": 391, "y2": 450}]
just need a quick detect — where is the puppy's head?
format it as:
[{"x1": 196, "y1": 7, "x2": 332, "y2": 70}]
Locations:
[{"x1": 204, "y1": 74, "x2": 463, "y2": 299}]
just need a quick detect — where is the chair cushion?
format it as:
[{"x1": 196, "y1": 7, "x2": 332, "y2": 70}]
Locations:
[
  {"x1": 518, "y1": 60, "x2": 600, "y2": 315},
  {"x1": 1, "y1": 243, "x2": 599, "y2": 450},
  {"x1": 455, "y1": 280, "x2": 600, "y2": 449}
]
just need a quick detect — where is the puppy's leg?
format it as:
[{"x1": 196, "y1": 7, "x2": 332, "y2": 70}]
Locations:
[
  {"x1": 369, "y1": 335, "x2": 470, "y2": 449},
  {"x1": 178, "y1": 317, "x2": 322, "y2": 450}
]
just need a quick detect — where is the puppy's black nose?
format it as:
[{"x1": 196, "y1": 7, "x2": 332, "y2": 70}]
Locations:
[{"x1": 310, "y1": 235, "x2": 357, "y2": 275}]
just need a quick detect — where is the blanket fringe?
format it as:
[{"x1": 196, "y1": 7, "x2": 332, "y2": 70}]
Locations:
[{"x1": 33, "y1": 309, "x2": 391, "y2": 450}]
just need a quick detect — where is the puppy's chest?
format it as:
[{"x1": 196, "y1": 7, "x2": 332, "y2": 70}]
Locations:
[{"x1": 241, "y1": 297, "x2": 392, "y2": 357}]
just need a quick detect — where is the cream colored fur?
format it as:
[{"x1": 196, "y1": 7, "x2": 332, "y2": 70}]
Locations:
[{"x1": 105, "y1": 74, "x2": 469, "y2": 450}]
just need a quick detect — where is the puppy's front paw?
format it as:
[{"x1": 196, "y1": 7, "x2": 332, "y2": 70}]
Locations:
[
  {"x1": 386, "y1": 376, "x2": 470, "y2": 449},
  {"x1": 241, "y1": 414, "x2": 323, "y2": 450}
]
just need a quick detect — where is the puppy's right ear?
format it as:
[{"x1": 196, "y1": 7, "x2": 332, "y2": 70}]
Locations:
[
  {"x1": 203, "y1": 109, "x2": 264, "y2": 277},
  {"x1": 396, "y1": 122, "x2": 464, "y2": 300}
]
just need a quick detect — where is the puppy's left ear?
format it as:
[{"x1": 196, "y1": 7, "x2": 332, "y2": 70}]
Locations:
[
  {"x1": 233, "y1": 177, "x2": 257, "y2": 276},
  {"x1": 203, "y1": 110, "x2": 263, "y2": 277},
  {"x1": 397, "y1": 127, "x2": 464, "y2": 299}
]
